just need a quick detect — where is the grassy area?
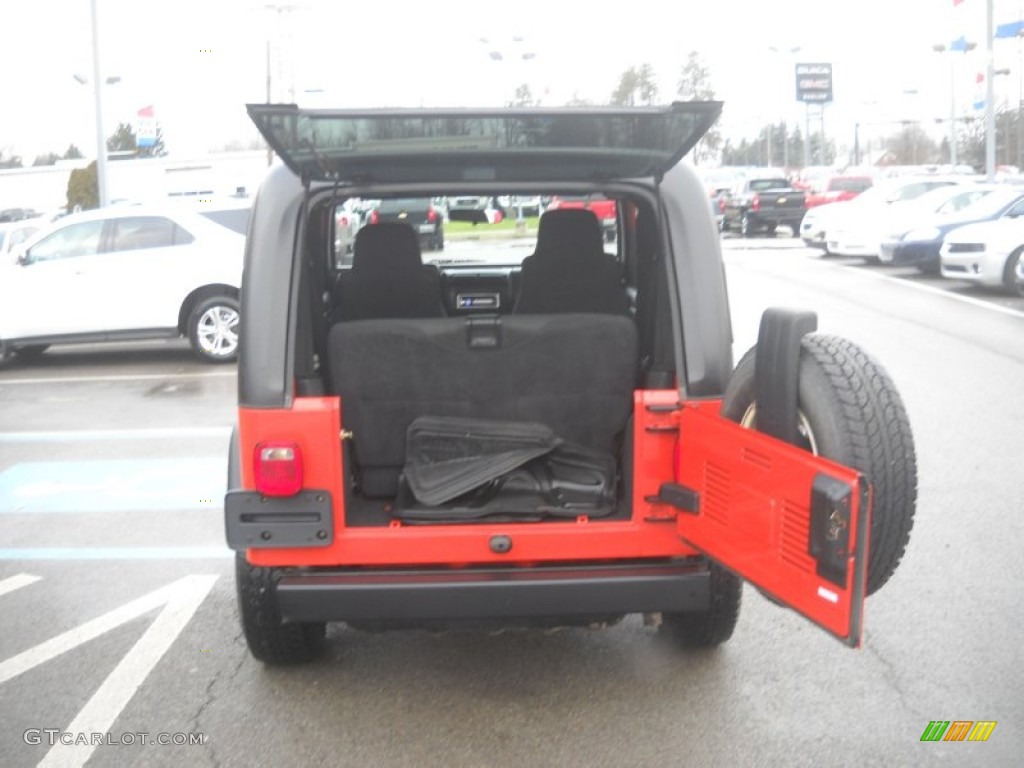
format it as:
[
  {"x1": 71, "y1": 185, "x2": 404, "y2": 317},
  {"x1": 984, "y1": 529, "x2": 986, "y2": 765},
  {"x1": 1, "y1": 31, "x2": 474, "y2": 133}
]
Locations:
[{"x1": 446, "y1": 216, "x2": 540, "y2": 234}]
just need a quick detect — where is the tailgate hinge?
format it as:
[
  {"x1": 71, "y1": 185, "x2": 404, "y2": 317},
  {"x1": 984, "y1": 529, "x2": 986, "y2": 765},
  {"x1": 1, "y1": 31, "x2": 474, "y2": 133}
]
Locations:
[{"x1": 645, "y1": 482, "x2": 700, "y2": 515}]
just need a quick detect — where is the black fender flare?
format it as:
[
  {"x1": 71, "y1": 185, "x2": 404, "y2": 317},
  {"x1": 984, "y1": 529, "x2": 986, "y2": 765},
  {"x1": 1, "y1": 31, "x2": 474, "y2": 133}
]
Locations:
[{"x1": 227, "y1": 423, "x2": 241, "y2": 491}]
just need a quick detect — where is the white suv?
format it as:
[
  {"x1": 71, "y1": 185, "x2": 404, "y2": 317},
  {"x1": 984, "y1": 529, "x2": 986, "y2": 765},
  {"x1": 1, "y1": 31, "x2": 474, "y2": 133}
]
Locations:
[{"x1": 0, "y1": 205, "x2": 244, "y2": 363}]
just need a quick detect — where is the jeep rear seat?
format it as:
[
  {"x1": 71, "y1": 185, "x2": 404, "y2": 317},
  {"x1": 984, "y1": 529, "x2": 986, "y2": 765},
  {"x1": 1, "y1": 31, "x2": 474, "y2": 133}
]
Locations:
[{"x1": 328, "y1": 313, "x2": 638, "y2": 498}]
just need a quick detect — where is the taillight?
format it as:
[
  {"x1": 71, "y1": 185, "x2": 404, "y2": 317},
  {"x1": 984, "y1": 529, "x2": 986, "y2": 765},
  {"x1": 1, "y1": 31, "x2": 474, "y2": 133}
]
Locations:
[
  {"x1": 369, "y1": 210, "x2": 379, "y2": 225},
  {"x1": 493, "y1": 210, "x2": 503, "y2": 224},
  {"x1": 750, "y1": 194, "x2": 760, "y2": 211},
  {"x1": 339, "y1": 215, "x2": 349, "y2": 227},
  {"x1": 254, "y1": 441, "x2": 303, "y2": 497},
  {"x1": 426, "y1": 207, "x2": 438, "y2": 223},
  {"x1": 718, "y1": 197, "x2": 726, "y2": 213}
]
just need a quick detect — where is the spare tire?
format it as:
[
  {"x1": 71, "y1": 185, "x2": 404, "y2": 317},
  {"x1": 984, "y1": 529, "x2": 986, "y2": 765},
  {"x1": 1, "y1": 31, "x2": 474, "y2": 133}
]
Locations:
[{"x1": 722, "y1": 334, "x2": 917, "y2": 595}]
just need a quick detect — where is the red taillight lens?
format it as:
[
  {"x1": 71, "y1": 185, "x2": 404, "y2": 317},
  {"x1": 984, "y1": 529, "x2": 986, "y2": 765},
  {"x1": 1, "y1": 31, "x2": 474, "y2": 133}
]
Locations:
[
  {"x1": 254, "y1": 441, "x2": 303, "y2": 497},
  {"x1": 426, "y1": 207, "x2": 438, "y2": 223},
  {"x1": 750, "y1": 194, "x2": 760, "y2": 211},
  {"x1": 369, "y1": 210, "x2": 379, "y2": 225}
]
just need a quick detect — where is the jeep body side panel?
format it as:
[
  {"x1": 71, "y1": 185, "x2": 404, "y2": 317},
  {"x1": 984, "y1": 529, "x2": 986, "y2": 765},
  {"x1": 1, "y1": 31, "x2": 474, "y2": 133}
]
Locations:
[
  {"x1": 659, "y1": 161, "x2": 733, "y2": 397},
  {"x1": 673, "y1": 400, "x2": 870, "y2": 647},
  {"x1": 238, "y1": 165, "x2": 305, "y2": 409}
]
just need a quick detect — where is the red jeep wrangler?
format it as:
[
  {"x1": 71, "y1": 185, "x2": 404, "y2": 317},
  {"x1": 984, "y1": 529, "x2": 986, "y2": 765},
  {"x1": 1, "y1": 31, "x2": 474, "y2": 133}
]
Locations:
[{"x1": 226, "y1": 104, "x2": 916, "y2": 664}]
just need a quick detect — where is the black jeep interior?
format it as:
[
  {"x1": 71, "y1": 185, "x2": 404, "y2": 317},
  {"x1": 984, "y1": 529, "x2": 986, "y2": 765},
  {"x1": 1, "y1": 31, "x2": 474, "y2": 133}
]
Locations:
[{"x1": 302, "y1": 195, "x2": 671, "y2": 527}]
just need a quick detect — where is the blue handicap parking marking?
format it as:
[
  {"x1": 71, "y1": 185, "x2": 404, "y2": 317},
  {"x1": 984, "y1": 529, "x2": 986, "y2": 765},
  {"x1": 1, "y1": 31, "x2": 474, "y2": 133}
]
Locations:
[{"x1": 0, "y1": 458, "x2": 225, "y2": 513}]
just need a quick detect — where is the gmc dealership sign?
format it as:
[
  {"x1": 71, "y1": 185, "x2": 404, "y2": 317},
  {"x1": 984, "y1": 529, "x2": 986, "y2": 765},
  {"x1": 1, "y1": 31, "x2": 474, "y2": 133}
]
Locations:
[{"x1": 795, "y1": 63, "x2": 833, "y2": 103}]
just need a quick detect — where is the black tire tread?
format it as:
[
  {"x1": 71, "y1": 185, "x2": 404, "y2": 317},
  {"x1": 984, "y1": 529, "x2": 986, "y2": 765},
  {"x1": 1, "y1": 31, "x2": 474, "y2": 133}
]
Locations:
[
  {"x1": 13, "y1": 343, "x2": 50, "y2": 359},
  {"x1": 235, "y1": 554, "x2": 325, "y2": 665},
  {"x1": 1002, "y1": 247, "x2": 1023, "y2": 292},
  {"x1": 799, "y1": 334, "x2": 917, "y2": 594},
  {"x1": 740, "y1": 212, "x2": 752, "y2": 237},
  {"x1": 659, "y1": 564, "x2": 742, "y2": 648}
]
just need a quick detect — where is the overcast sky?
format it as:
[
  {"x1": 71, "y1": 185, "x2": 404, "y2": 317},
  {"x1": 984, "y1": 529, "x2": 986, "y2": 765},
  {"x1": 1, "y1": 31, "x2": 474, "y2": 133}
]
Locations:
[{"x1": 2, "y1": 0, "x2": 1020, "y2": 162}]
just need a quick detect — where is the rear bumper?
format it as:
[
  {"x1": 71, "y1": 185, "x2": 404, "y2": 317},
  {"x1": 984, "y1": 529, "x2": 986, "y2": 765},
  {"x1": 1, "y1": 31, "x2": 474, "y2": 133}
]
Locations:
[
  {"x1": 274, "y1": 560, "x2": 711, "y2": 622},
  {"x1": 750, "y1": 209, "x2": 804, "y2": 225},
  {"x1": 940, "y1": 251, "x2": 1002, "y2": 286},
  {"x1": 828, "y1": 234, "x2": 878, "y2": 258}
]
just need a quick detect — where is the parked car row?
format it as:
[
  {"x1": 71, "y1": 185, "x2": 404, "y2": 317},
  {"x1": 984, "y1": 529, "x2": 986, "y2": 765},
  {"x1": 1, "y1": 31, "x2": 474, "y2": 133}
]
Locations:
[
  {"x1": 799, "y1": 175, "x2": 1024, "y2": 293},
  {"x1": 333, "y1": 194, "x2": 586, "y2": 265}
]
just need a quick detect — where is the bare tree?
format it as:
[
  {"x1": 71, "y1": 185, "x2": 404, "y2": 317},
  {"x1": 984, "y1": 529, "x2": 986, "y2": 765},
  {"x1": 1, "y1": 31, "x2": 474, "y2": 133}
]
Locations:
[
  {"x1": 0, "y1": 148, "x2": 22, "y2": 169},
  {"x1": 610, "y1": 65, "x2": 658, "y2": 106},
  {"x1": 676, "y1": 52, "x2": 722, "y2": 165},
  {"x1": 637, "y1": 63, "x2": 659, "y2": 105},
  {"x1": 508, "y1": 83, "x2": 538, "y2": 108},
  {"x1": 884, "y1": 124, "x2": 939, "y2": 165},
  {"x1": 610, "y1": 67, "x2": 640, "y2": 106}
]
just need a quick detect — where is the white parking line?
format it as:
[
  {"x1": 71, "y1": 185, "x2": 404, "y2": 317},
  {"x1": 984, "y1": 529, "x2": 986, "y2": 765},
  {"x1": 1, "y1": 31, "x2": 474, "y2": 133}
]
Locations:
[
  {"x1": 0, "y1": 371, "x2": 235, "y2": 386},
  {"x1": 0, "y1": 548, "x2": 232, "y2": 560},
  {"x1": 0, "y1": 427, "x2": 232, "y2": 443},
  {"x1": 39, "y1": 576, "x2": 217, "y2": 768},
  {"x1": 0, "y1": 575, "x2": 217, "y2": 686},
  {"x1": 0, "y1": 574, "x2": 218, "y2": 768},
  {"x1": 0, "y1": 573, "x2": 41, "y2": 597}
]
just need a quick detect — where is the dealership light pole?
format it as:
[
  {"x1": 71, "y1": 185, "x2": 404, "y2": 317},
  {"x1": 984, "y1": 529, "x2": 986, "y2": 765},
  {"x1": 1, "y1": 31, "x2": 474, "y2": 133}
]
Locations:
[
  {"x1": 89, "y1": 0, "x2": 109, "y2": 208},
  {"x1": 934, "y1": 43, "x2": 959, "y2": 166},
  {"x1": 986, "y1": 0, "x2": 997, "y2": 180}
]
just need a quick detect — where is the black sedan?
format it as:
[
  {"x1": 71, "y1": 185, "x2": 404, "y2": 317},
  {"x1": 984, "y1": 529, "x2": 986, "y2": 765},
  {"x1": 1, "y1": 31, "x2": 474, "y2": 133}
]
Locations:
[{"x1": 885, "y1": 186, "x2": 1024, "y2": 273}]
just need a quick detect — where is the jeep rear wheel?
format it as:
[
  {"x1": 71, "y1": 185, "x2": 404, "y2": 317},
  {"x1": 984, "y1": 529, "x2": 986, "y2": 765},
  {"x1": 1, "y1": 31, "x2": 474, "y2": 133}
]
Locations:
[
  {"x1": 188, "y1": 295, "x2": 239, "y2": 363},
  {"x1": 722, "y1": 335, "x2": 917, "y2": 595},
  {"x1": 235, "y1": 554, "x2": 326, "y2": 665},
  {"x1": 659, "y1": 563, "x2": 741, "y2": 648}
]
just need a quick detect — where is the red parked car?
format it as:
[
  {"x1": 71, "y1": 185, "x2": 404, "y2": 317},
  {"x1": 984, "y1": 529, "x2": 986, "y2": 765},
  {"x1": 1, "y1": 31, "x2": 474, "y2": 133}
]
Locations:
[{"x1": 804, "y1": 175, "x2": 874, "y2": 208}]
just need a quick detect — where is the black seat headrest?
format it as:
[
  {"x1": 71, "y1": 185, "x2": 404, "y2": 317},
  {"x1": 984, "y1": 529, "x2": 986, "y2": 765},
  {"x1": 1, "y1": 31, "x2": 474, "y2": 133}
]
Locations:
[
  {"x1": 532, "y1": 209, "x2": 604, "y2": 262},
  {"x1": 353, "y1": 223, "x2": 423, "y2": 275}
]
